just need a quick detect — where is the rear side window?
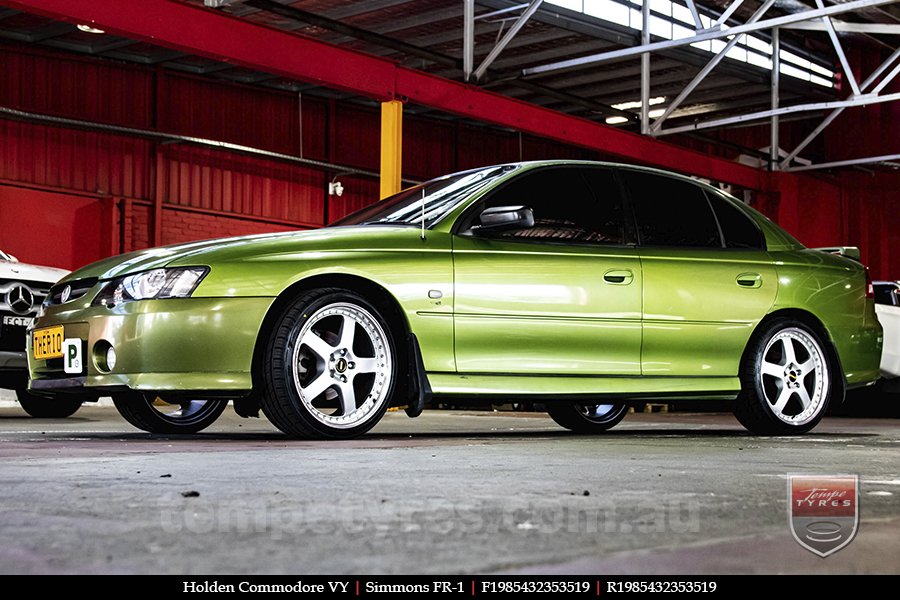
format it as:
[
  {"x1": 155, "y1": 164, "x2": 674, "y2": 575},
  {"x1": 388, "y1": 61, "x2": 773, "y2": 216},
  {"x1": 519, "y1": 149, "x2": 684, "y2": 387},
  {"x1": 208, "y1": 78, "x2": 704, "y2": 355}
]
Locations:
[
  {"x1": 473, "y1": 166, "x2": 627, "y2": 245},
  {"x1": 622, "y1": 171, "x2": 721, "y2": 248},
  {"x1": 875, "y1": 284, "x2": 900, "y2": 307},
  {"x1": 708, "y1": 193, "x2": 766, "y2": 249}
]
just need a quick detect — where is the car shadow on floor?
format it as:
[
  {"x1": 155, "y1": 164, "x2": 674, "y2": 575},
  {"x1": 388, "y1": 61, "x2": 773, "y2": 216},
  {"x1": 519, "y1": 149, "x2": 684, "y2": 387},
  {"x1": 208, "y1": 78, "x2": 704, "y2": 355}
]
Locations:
[{"x1": 11, "y1": 428, "x2": 879, "y2": 445}]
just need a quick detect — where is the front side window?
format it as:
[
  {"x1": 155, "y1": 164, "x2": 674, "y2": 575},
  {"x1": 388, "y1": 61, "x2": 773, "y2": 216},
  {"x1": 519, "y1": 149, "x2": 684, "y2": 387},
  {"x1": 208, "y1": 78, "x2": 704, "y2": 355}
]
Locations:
[
  {"x1": 623, "y1": 170, "x2": 722, "y2": 248},
  {"x1": 465, "y1": 166, "x2": 628, "y2": 245}
]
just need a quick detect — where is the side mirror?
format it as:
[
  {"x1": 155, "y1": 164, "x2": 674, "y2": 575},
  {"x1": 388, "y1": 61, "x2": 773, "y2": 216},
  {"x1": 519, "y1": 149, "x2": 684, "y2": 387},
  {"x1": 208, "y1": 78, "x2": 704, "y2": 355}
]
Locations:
[{"x1": 475, "y1": 205, "x2": 534, "y2": 233}]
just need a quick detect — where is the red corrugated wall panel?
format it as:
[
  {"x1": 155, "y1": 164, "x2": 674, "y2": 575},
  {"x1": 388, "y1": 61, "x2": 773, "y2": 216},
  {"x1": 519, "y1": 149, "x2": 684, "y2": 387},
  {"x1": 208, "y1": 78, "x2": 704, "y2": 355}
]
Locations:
[
  {"x1": 332, "y1": 104, "x2": 379, "y2": 171},
  {"x1": 157, "y1": 73, "x2": 327, "y2": 159},
  {"x1": 0, "y1": 119, "x2": 152, "y2": 198},
  {"x1": 0, "y1": 44, "x2": 153, "y2": 128},
  {"x1": 161, "y1": 145, "x2": 325, "y2": 226}
]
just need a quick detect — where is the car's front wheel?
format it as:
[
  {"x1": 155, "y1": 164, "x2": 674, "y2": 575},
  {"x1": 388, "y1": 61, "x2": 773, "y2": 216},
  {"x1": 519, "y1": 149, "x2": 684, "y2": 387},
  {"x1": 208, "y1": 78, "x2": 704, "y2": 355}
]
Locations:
[
  {"x1": 261, "y1": 289, "x2": 398, "y2": 439},
  {"x1": 734, "y1": 319, "x2": 833, "y2": 435},
  {"x1": 16, "y1": 388, "x2": 85, "y2": 418},
  {"x1": 112, "y1": 393, "x2": 227, "y2": 434},
  {"x1": 546, "y1": 402, "x2": 628, "y2": 433}
]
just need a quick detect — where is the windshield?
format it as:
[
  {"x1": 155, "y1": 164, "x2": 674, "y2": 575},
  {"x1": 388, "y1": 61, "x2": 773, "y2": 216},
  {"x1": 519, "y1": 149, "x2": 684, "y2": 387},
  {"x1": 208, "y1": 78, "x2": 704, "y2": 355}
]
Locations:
[{"x1": 330, "y1": 165, "x2": 517, "y2": 228}]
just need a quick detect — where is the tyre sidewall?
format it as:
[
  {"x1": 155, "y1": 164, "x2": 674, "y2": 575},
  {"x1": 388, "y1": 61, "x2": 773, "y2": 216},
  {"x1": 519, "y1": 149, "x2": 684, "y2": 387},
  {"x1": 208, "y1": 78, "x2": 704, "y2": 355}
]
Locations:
[
  {"x1": 547, "y1": 402, "x2": 628, "y2": 433},
  {"x1": 16, "y1": 388, "x2": 84, "y2": 418},
  {"x1": 740, "y1": 319, "x2": 833, "y2": 434},
  {"x1": 113, "y1": 393, "x2": 227, "y2": 434},
  {"x1": 268, "y1": 290, "x2": 398, "y2": 439}
]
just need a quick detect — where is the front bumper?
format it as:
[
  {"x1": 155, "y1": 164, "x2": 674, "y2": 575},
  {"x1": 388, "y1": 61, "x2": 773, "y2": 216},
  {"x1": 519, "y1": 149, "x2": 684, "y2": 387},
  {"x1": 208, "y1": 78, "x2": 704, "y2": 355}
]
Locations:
[
  {"x1": 28, "y1": 296, "x2": 275, "y2": 394},
  {"x1": 0, "y1": 349, "x2": 26, "y2": 370}
]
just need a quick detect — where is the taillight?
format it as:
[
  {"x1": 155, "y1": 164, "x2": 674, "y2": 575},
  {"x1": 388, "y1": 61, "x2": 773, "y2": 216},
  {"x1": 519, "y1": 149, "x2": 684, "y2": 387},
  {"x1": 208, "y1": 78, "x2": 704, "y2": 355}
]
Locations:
[{"x1": 865, "y1": 267, "x2": 874, "y2": 299}]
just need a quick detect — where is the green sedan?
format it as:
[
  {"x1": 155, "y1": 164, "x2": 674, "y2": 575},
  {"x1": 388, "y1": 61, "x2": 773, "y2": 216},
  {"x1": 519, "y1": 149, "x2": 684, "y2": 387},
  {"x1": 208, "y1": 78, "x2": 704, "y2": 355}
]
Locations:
[{"x1": 27, "y1": 161, "x2": 882, "y2": 437}]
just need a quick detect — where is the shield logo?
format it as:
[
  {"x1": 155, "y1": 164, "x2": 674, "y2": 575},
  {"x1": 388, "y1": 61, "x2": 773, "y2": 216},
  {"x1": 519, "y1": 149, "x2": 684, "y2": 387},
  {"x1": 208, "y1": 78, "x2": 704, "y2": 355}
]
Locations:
[{"x1": 788, "y1": 474, "x2": 858, "y2": 557}]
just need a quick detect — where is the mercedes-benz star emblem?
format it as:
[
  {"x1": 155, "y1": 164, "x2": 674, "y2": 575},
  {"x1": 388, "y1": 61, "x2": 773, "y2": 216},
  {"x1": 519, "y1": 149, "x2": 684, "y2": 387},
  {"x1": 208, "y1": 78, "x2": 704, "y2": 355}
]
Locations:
[
  {"x1": 60, "y1": 285, "x2": 72, "y2": 304},
  {"x1": 7, "y1": 284, "x2": 35, "y2": 315}
]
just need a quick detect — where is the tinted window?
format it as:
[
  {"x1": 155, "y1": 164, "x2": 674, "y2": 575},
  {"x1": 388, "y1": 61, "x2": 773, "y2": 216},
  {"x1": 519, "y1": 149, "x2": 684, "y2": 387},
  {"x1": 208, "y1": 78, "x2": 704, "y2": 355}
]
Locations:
[
  {"x1": 874, "y1": 284, "x2": 900, "y2": 307},
  {"x1": 623, "y1": 170, "x2": 721, "y2": 247},
  {"x1": 472, "y1": 166, "x2": 627, "y2": 245},
  {"x1": 709, "y1": 193, "x2": 766, "y2": 249}
]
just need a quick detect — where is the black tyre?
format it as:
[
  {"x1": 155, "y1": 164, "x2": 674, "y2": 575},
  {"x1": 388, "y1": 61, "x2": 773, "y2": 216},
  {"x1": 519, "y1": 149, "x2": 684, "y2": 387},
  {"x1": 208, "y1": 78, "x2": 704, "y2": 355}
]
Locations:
[
  {"x1": 260, "y1": 288, "x2": 399, "y2": 439},
  {"x1": 16, "y1": 388, "x2": 84, "y2": 418},
  {"x1": 112, "y1": 393, "x2": 227, "y2": 434},
  {"x1": 546, "y1": 401, "x2": 628, "y2": 433},
  {"x1": 734, "y1": 318, "x2": 833, "y2": 435}
]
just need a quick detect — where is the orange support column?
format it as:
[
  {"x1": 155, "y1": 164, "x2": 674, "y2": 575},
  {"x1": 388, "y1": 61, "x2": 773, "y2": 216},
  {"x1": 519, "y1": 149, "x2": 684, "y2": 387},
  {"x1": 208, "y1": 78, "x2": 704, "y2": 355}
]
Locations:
[{"x1": 379, "y1": 100, "x2": 403, "y2": 200}]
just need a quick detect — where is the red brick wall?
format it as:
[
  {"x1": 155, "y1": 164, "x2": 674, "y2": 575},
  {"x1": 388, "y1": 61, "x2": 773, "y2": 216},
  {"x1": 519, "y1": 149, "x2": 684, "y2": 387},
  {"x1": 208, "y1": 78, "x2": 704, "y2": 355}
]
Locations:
[{"x1": 160, "y1": 207, "x2": 300, "y2": 246}]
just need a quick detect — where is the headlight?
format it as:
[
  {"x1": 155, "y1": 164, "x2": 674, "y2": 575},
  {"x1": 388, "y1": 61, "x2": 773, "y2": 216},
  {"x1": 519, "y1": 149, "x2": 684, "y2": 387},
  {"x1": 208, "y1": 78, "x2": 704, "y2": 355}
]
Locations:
[{"x1": 92, "y1": 267, "x2": 208, "y2": 307}]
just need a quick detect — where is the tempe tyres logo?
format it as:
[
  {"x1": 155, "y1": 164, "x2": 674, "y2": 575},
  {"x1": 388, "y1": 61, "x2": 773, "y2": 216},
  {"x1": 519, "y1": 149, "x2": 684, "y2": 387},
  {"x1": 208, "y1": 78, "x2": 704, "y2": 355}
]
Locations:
[{"x1": 788, "y1": 475, "x2": 858, "y2": 557}]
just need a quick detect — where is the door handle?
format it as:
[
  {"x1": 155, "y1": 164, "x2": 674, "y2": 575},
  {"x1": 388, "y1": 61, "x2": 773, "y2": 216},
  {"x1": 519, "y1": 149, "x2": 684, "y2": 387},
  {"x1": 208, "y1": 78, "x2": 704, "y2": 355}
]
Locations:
[
  {"x1": 604, "y1": 269, "x2": 634, "y2": 285},
  {"x1": 736, "y1": 273, "x2": 762, "y2": 288}
]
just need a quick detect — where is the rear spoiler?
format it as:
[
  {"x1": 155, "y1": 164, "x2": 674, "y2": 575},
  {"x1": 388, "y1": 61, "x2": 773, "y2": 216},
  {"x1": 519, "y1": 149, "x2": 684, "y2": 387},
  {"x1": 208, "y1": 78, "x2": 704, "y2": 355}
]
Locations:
[{"x1": 814, "y1": 246, "x2": 861, "y2": 261}]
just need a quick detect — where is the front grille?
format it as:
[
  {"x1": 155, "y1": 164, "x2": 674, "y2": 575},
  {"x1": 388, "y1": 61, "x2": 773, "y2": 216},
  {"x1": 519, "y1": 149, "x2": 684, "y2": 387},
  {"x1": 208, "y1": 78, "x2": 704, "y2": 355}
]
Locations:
[
  {"x1": 47, "y1": 277, "x2": 98, "y2": 305},
  {"x1": 0, "y1": 278, "x2": 49, "y2": 317},
  {"x1": 0, "y1": 279, "x2": 48, "y2": 353}
]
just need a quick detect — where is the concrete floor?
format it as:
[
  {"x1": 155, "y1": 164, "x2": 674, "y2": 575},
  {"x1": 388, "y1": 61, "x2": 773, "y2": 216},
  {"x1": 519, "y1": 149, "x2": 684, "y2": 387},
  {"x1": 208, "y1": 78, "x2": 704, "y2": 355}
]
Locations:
[{"x1": 0, "y1": 395, "x2": 899, "y2": 575}]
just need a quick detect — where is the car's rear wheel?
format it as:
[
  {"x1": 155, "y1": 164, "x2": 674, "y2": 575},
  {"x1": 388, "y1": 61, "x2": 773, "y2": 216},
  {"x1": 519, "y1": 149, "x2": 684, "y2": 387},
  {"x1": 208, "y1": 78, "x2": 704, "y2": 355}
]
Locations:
[
  {"x1": 546, "y1": 401, "x2": 628, "y2": 433},
  {"x1": 734, "y1": 319, "x2": 832, "y2": 435},
  {"x1": 261, "y1": 289, "x2": 398, "y2": 439},
  {"x1": 112, "y1": 393, "x2": 227, "y2": 434},
  {"x1": 16, "y1": 388, "x2": 84, "y2": 418}
]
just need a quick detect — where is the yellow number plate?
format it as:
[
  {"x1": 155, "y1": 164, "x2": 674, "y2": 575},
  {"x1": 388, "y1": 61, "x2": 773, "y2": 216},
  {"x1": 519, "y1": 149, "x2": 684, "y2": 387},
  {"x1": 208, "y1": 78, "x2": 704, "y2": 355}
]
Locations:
[{"x1": 33, "y1": 326, "x2": 65, "y2": 360}]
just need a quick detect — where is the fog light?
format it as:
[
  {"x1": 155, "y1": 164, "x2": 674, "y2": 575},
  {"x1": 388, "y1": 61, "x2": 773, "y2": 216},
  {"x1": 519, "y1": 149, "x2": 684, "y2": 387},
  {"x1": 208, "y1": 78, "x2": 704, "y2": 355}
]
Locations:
[{"x1": 106, "y1": 346, "x2": 117, "y2": 371}]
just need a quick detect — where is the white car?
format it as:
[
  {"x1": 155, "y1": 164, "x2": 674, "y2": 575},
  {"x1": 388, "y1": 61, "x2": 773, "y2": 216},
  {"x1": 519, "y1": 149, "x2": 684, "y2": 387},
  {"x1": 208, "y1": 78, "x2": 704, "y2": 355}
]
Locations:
[
  {"x1": 0, "y1": 249, "x2": 85, "y2": 416},
  {"x1": 874, "y1": 280, "x2": 900, "y2": 391}
]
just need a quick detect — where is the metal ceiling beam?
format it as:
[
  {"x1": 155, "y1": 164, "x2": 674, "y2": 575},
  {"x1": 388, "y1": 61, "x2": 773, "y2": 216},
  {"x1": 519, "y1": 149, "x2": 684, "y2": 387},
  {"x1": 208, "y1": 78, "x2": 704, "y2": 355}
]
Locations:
[
  {"x1": 244, "y1": 0, "x2": 457, "y2": 69},
  {"x1": 649, "y1": 0, "x2": 777, "y2": 133},
  {"x1": 640, "y1": 0, "x2": 650, "y2": 134},
  {"x1": 3, "y1": 0, "x2": 766, "y2": 188},
  {"x1": 477, "y1": 0, "x2": 827, "y2": 98},
  {"x1": 712, "y1": 0, "x2": 746, "y2": 29},
  {"x1": 656, "y1": 92, "x2": 900, "y2": 136},
  {"x1": 244, "y1": 0, "x2": 631, "y2": 121},
  {"x1": 473, "y1": 0, "x2": 543, "y2": 80},
  {"x1": 771, "y1": 27, "x2": 780, "y2": 171},
  {"x1": 784, "y1": 153, "x2": 900, "y2": 172},
  {"x1": 783, "y1": 21, "x2": 900, "y2": 34},
  {"x1": 463, "y1": 0, "x2": 474, "y2": 81},
  {"x1": 780, "y1": 46, "x2": 900, "y2": 168},
  {"x1": 522, "y1": 0, "x2": 897, "y2": 76},
  {"x1": 814, "y1": 0, "x2": 860, "y2": 96},
  {"x1": 684, "y1": 0, "x2": 704, "y2": 30},
  {"x1": 476, "y1": 3, "x2": 530, "y2": 21}
]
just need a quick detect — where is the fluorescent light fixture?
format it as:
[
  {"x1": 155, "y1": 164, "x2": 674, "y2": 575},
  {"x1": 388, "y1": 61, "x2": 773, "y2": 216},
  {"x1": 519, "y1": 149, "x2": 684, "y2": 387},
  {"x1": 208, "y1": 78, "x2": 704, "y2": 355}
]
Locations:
[
  {"x1": 606, "y1": 105, "x2": 666, "y2": 125},
  {"x1": 612, "y1": 96, "x2": 666, "y2": 111},
  {"x1": 546, "y1": 0, "x2": 834, "y2": 87},
  {"x1": 77, "y1": 24, "x2": 105, "y2": 34}
]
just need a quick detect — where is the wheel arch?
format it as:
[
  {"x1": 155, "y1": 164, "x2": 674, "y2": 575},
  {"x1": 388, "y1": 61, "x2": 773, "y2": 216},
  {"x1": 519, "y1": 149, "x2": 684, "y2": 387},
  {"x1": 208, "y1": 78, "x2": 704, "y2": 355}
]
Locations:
[
  {"x1": 744, "y1": 308, "x2": 847, "y2": 404},
  {"x1": 250, "y1": 273, "x2": 412, "y2": 395}
]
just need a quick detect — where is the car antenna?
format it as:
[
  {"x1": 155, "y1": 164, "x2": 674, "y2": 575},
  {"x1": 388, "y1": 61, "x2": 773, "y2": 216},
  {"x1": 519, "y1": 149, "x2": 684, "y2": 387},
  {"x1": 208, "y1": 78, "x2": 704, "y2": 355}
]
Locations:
[{"x1": 420, "y1": 188, "x2": 426, "y2": 240}]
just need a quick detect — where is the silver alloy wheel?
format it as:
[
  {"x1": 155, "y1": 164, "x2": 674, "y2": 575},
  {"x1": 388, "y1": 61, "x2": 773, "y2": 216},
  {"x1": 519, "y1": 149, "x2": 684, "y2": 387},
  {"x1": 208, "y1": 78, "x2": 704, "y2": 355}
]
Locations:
[
  {"x1": 291, "y1": 302, "x2": 392, "y2": 429},
  {"x1": 578, "y1": 404, "x2": 618, "y2": 421},
  {"x1": 759, "y1": 327, "x2": 829, "y2": 426}
]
